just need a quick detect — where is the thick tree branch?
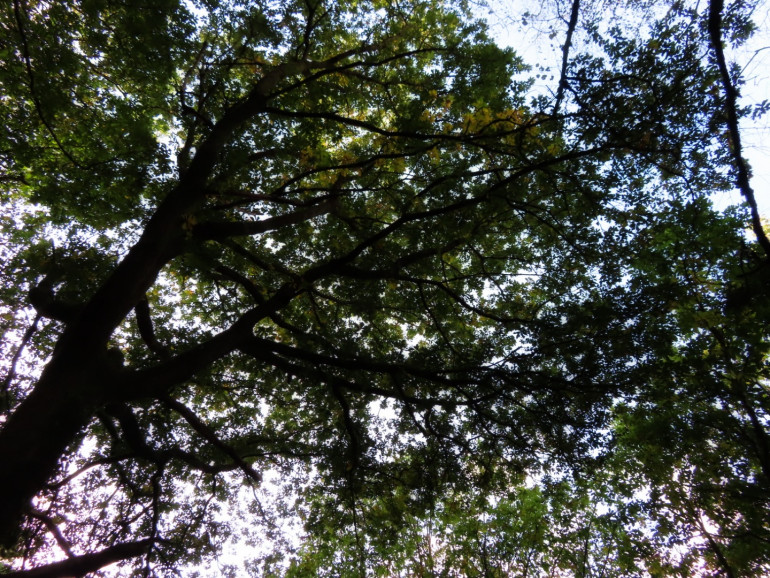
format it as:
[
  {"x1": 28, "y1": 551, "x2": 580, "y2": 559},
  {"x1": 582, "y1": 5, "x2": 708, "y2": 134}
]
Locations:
[
  {"x1": 123, "y1": 283, "x2": 301, "y2": 399},
  {"x1": 1, "y1": 313, "x2": 39, "y2": 410},
  {"x1": 708, "y1": 0, "x2": 770, "y2": 257},
  {"x1": 134, "y1": 298, "x2": 170, "y2": 358},
  {"x1": 0, "y1": 133, "x2": 248, "y2": 545},
  {"x1": 28, "y1": 278, "x2": 81, "y2": 323},
  {"x1": 193, "y1": 197, "x2": 339, "y2": 241},
  {"x1": 3, "y1": 539, "x2": 153, "y2": 578},
  {"x1": 49, "y1": 46, "x2": 316, "y2": 359},
  {"x1": 103, "y1": 404, "x2": 163, "y2": 463},
  {"x1": 554, "y1": 0, "x2": 580, "y2": 116},
  {"x1": 162, "y1": 397, "x2": 262, "y2": 483},
  {"x1": 238, "y1": 343, "x2": 460, "y2": 410},
  {"x1": 0, "y1": 39, "x2": 359, "y2": 539}
]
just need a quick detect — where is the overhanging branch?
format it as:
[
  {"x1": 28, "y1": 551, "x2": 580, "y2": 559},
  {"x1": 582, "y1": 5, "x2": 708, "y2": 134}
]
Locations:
[
  {"x1": 122, "y1": 284, "x2": 301, "y2": 399},
  {"x1": 3, "y1": 539, "x2": 153, "y2": 578},
  {"x1": 134, "y1": 298, "x2": 170, "y2": 358},
  {"x1": 162, "y1": 397, "x2": 262, "y2": 484},
  {"x1": 708, "y1": 0, "x2": 770, "y2": 257},
  {"x1": 193, "y1": 197, "x2": 338, "y2": 241}
]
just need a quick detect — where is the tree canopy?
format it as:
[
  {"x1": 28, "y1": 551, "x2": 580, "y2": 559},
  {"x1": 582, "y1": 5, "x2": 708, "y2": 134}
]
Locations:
[{"x1": 0, "y1": 0, "x2": 768, "y2": 575}]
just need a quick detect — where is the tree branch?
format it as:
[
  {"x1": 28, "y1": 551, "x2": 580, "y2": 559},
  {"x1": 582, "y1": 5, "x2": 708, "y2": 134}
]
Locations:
[
  {"x1": 99, "y1": 405, "x2": 248, "y2": 478},
  {"x1": 134, "y1": 298, "x2": 170, "y2": 358},
  {"x1": 3, "y1": 539, "x2": 153, "y2": 578},
  {"x1": 708, "y1": 0, "x2": 770, "y2": 257},
  {"x1": 28, "y1": 277, "x2": 81, "y2": 323},
  {"x1": 1, "y1": 313, "x2": 40, "y2": 410},
  {"x1": 11, "y1": 0, "x2": 82, "y2": 167},
  {"x1": 554, "y1": 0, "x2": 580, "y2": 116},
  {"x1": 162, "y1": 397, "x2": 262, "y2": 484},
  {"x1": 193, "y1": 197, "x2": 339, "y2": 241},
  {"x1": 263, "y1": 106, "x2": 443, "y2": 141},
  {"x1": 27, "y1": 509, "x2": 74, "y2": 559},
  {"x1": 238, "y1": 335, "x2": 476, "y2": 406},
  {"x1": 329, "y1": 382, "x2": 362, "y2": 470},
  {"x1": 123, "y1": 284, "x2": 301, "y2": 399}
]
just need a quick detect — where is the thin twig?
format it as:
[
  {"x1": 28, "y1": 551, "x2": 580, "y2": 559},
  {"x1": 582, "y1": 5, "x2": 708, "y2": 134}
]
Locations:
[{"x1": 1, "y1": 313, "x2": 40, "y2": 411}]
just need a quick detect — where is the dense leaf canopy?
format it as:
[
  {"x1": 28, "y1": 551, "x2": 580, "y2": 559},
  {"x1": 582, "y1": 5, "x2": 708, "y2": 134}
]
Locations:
[{"x1": 0, "y1": 0, "x2": 768, "y2": 575}]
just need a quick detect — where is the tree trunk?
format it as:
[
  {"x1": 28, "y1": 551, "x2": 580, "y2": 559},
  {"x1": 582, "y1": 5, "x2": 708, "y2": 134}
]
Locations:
[{"x1": 0, "y1": 357, "x2": 104, "y2": 546}]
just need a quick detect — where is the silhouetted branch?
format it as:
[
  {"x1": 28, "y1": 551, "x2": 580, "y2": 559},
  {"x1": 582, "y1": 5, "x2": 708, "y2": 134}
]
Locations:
[
  {"x1": 12, "y1": 0, "x2": 81, "y2": 167},
  {"x1": 708, "y1": 0, "x2": 770, "y2": 257},
  {"x1": 134, "y1": 298, "x2": 170, "y2": 358},
  {"x1": 162, "y1": 396, "x2": 262, "y2": 483},
  {"x1": 28, "y1": 278, "x2": 80, "y2": 323},
  {"x1": 101, "y1": 403, "x2": 253, "y2": 477},
  {"x1": 27, "y1": 509, "x2": 74, "y2": 558},
  {"x1": 3, "y1": 539, "x2": 153, "y2": 578},
  {"x1": 554, "y1": 0, "x2": 581, "y2": 116},
  {"x1": 1, "y1": 313, "x2": 40, "y2": 410},
  {"x1": 193, "y1": 197, "x2": 339, "y2": 241}
]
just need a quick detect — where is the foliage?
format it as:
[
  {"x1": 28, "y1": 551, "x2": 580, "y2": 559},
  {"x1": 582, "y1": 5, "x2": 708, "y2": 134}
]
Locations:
[{"x1": 0, "y1": 0, "x2": 768, "y2": 575}]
